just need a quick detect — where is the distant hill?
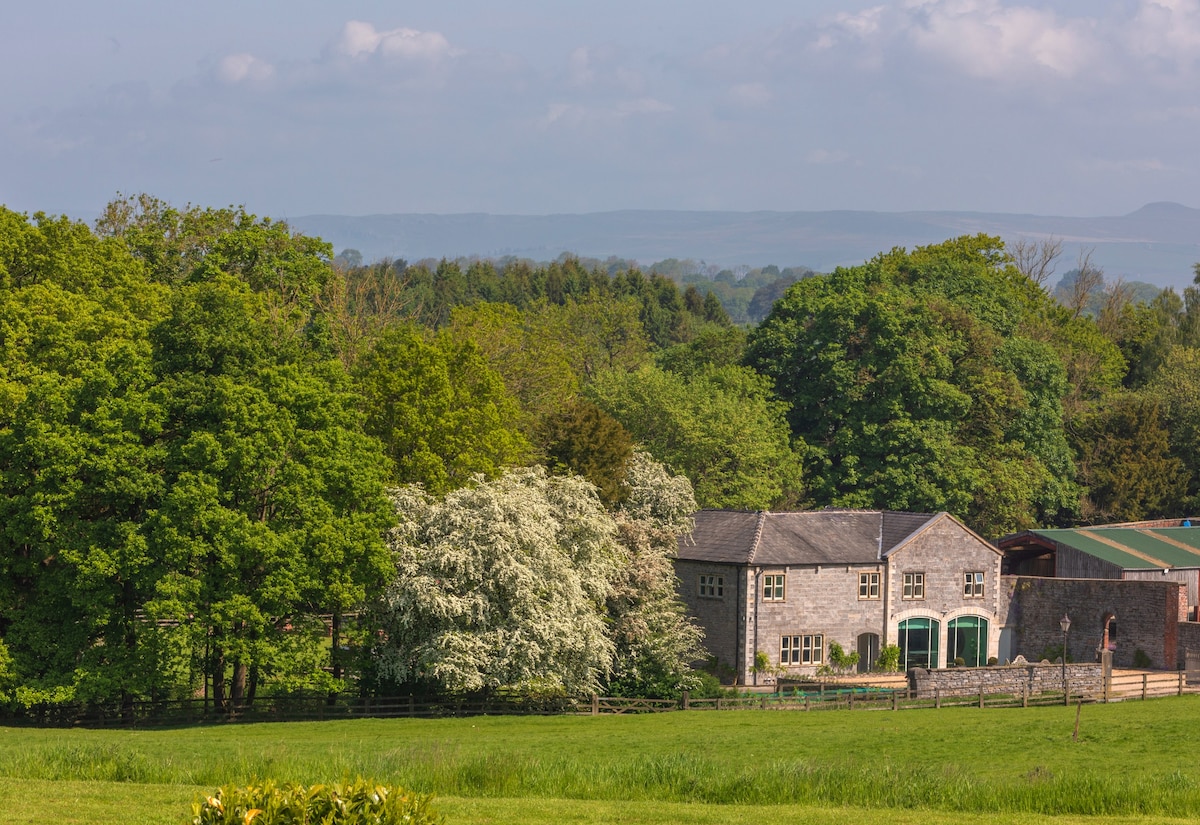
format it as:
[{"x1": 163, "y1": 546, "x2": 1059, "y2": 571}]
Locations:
[{"x1": 289, "y1": 202, "x2": 1200, "y2": 290}]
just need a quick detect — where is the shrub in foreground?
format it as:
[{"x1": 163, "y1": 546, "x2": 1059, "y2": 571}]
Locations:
[{"x1": 189, "y1": 778, "x2": 442, "y2": 825}]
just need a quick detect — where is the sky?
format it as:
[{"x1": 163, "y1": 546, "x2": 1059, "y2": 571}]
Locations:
[{"x1": 3, "y1": 0, "x2": 1200, "y2": 220}]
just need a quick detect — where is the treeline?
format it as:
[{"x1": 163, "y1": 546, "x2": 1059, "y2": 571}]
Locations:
[
  {"x1": 0, "y1": 195, "x2": 779, "y2": 709},
  {"x1": 2, "y1": 194, "x2": 1199, "y2": 709}
]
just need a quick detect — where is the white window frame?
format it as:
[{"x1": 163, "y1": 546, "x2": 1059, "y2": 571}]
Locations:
[
  {"x1": 963, "y1": 571, "x2": 984, "y2": 598},
  {"x1": 762, "y1": 573, "x2": 785, "y2": 601},
  {"x1": 903, "y1": 572, "x2": 925, "y2": 600},
  {"x1": 858, "y1": 571, "x2": 880, "y2": 600},
  {"x1": 698, "y1": 574, "x2": 725, "y2": 598},
  {"x1": 781, "y1": 634, "x2": 824, "y2": 665}
]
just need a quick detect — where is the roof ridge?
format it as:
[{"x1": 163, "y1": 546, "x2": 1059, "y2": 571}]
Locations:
[{"x1": 747, "y1": 511, "x2": 767, "y2": 564}]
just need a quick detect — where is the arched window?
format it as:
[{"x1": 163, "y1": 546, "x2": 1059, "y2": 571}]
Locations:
[
  {"x1": 947, "y1": 616, "x2": 989, "y2": 667},
  {"x1": 898, "y1": 618, "x2": 940, "y2": 670}
]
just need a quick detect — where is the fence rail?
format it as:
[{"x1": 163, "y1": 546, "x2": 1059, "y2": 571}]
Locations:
[{"x1": 4, "y1": 671, "x2": 1197, "y2": 728}]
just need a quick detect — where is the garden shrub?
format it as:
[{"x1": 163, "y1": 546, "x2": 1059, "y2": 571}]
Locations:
[
  {"x1": 874, "y1": 644, "x2": 901, "y2": 672},
  {"x1": 189, "y1": 778, "x2": 442, "y2": 825}
]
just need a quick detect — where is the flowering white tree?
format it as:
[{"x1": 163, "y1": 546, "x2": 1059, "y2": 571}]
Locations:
[
  {"x1": 605, "y1": 452, "x2": 706, "y2": 696},
  {"x1": 373, "y1": 455, "x2": 705, "y2": 697},
  {"x1": 373, "y1": 467, "x2": 621, "y2": 694}
]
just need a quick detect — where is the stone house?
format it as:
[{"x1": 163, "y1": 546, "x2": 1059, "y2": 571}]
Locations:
[{"x1": 676, "y1": 509, "x2": 1004, "y2": 685}]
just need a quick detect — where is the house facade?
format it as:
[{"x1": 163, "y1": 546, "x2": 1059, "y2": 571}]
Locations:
[{"x1": 676, "y1": 509, "x2": 1004, "y2": 684}]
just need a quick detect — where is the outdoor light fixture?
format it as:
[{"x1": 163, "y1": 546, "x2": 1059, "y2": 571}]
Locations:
[{"x1": 1060, "y1": 613, "x2": 1071, "y2": 696}]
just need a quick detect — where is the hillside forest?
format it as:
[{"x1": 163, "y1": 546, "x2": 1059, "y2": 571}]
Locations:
[{"x1": 2, "y1": 195, "x2": 1199, "y2": 708}]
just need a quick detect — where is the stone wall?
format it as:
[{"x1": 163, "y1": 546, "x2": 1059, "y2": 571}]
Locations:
[
  {"x1": 889, "y1": 517, "x2": 1004, "y2": 665},
  {"x1": 909, "y1": 662, "x2": 1103, "y2": 698},
  {"x1": 754, "y1": 562, "x2": 886, "y2": 679},
  {"x1": 1001, "y1": 576, "x2": 1183, "y2": 670},
  {"x1": 675, "y1": 560, "x2": 743, "y2": 678},
  {"x1": 1178, "y1": 622, "x2": 1200, "y2": 669}
]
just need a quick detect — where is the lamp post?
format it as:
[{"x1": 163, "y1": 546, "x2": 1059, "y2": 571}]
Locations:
[{"x1": 1060, "y1": 613, "x2": 1071, "y2": 697}]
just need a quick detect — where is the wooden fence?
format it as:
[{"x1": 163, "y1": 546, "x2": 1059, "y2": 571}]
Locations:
[{"x1": 4, "y1": 670, "x2": 1198, "y2": 728}]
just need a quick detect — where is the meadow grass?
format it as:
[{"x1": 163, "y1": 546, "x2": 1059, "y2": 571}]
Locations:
[
  {"x1": 2, "y1": 780, "x2": 1198, "y2": 825},
  {"x1": 1, "y1": 696, "x2": 1198, "y2": 823}
]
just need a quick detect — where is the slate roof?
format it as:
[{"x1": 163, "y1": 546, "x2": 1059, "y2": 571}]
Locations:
[
  {"x1": 677, "y1": 509, "x2": 944, "y2": 566},
  {"x1": 999, "y1": 527, "x2": 1200, "y2": 570}
]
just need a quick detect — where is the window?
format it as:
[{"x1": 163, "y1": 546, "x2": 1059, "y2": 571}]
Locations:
[
  {"x1": 963, "y1": 571, "x2": 984, "y2": 598},
  {"x1": 762, "y1": 574, "x2": 785, "y2": 601},
  {"x1": 858, "y1": 572, "x2": 880, "y2": 599},
  {"x1": 902, "y1": 572, "x2": 925, "y2": 600},
  {"x1": 948, "y1": 616, "x2": 989, "y2": 667},
  {"x1": 898, "y1": 618, "x2": 940, "y2": 669},
  {"x1": 698, "y1": 574, "x2": 724, "y2": 598},
  {"x1": 781, "y1": 634, "x2": 824, "y2": 665}
]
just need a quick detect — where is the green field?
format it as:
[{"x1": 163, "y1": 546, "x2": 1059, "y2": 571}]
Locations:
[{"x1": 1, "y1": 697, "x2": 1198, "y2": 824}]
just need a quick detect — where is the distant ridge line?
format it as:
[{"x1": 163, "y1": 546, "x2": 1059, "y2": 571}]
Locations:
[{"x1": 288, "y1": 203, "x2": 1200, "y2": 288}]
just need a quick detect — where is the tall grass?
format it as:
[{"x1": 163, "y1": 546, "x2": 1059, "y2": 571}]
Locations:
[
  {"x1": 7, "y1": 741, "x2": 1200, "y2": 817},
  {"x1": 3, "y1": 699, "x2": 1200, "y2": 817}
]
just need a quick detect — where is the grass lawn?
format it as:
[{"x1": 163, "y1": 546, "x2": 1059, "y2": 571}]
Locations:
[{"x1": 1, "y1": 697, "x2": 1198, "y2": 823}]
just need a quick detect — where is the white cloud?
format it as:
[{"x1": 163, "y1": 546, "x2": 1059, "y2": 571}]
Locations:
[
  {"x1": 1129, "y1": 0, "x2": 1200, "y2": 71},
  {"x1": 333, "y1": 20, "x2": 457, "y2": 61},
  {"x1": 1080, "y1": 156, "x2": 1172, "y2": 174},
  {"x1": 569, "y1": 47, "x2": 595, "y2": 86},
  {"x1": 902, "y1": 0, "x2": 1099, "y2": 80},
  {"x1": 217, "y1": 53, "x2": 274, "y2": 86},
  {"x1": 806, "y1": 148, "x2": 851, "y2": 165},
  {"x1": 539, "y1": 97, "x2": 672, "y2": 129},
  {"x1": 726, "y1": 82, "x2": 773, "y2": 108}
]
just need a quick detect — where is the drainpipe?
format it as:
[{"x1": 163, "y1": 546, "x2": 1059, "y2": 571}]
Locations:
[
  {"x1": 881, "y1": 561, "x2": 890, "y2": 656},
  {"x1": 734, "y1": 567, "x2": 742, "y2": 686}
]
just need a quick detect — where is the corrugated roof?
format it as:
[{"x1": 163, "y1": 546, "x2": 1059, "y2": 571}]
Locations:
[
  {"x1": 1024, "y1": 527, "x2": 1200, "y2": 570},
  {"x1": 677, "y1": 509, "x2": 941, "y2": 566}
]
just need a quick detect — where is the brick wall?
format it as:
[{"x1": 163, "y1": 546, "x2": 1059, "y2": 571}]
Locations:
[
  {"x1": 909, "y1": 662, "x2": 1103, "y2": 698},
  {"x1": 1001, "y1": 576, "x2": 1183, "y2": 669}
]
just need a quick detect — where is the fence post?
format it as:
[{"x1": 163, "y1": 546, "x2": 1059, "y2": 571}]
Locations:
[
  {"x1": 892, "y1": 690, "x2": 898, "y2": 711},
  {"x1": 591, "y1": 694, "x2": 599, "y2": 715},
  {"x1": 760, "y1": 695, "x2": 767, "y2": 711},
  {"x1": 717, "y1": 697, "x2": 724, "y2": 711},
  {"x1": 848, "y1": 690, "x2": 854, "y2": 710},
  {"x1": 804, "y1": 696, "x2": 809, "y2": 712},
  {"x1": 1022, "y1": 684, "x2": 1028, "y2": 708},
  {"x1": 979, "y1": 686, "x2": 985, "y2": 709},
  {"x1": 1142, "y1": 674, "x2": 1148, "y2": 701},
  {"x1": 682, "y1": 689, "x2": 690, "y2": 711},
  {"x1": 935, "y1": 688, "x2": 941, "y2": 709},
  {"x1": 1179, "y1": 673, "x2": 1184, "y2": 697}
]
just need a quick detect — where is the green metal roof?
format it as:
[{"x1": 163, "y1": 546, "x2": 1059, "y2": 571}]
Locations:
[{"x1": 1028, "y1": 527, "x2": 1200, "y2": 570}]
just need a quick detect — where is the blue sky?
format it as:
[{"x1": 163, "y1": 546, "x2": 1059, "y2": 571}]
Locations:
[{"x1": 3, "y1": 1, "x2": 1199, "y2": 219}]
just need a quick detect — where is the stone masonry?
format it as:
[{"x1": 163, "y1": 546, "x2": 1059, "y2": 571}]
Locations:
[
  {"x1": 1000, "y1": 576, "x2": 1184, "y2": 669},
  {"x1": 909, "y1": 662, "x2": 1103, "y2": 699}
]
